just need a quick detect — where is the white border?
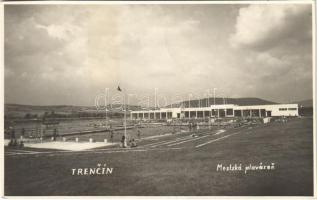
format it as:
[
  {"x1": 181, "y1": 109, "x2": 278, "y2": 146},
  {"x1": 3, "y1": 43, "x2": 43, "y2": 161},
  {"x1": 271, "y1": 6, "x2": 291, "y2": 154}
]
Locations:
[
  {"x1": 2, "y1": 0, "x2": 315, "y2": 5},
  {"x1": 0, "y1": 1, "x2": 315, "y2": 199},
  {"x1": 1, "y1": 2, "x2": 4, "y2": 199},
  {"x1": 313, "y1": 1, "x2": 316, "y2": 197}
]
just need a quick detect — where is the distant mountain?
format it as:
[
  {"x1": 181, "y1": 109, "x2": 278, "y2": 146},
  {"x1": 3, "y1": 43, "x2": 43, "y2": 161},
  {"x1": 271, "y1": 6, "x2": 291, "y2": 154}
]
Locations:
[
  {"x1": 5, "y1": 104, "x2": 143, "y2": 111},
  {"x1": 292, "y1": 99, "x2": 313, "y2": 108},
  {"x1": 5, "y1": 104, "x2": 92, "y2": 113},
  {"x1": 167, "y1": 97, "x2": 277, "y2": 108},
  {"x1": 4, "y1": 103, "x2": 143, "y2": 119}
]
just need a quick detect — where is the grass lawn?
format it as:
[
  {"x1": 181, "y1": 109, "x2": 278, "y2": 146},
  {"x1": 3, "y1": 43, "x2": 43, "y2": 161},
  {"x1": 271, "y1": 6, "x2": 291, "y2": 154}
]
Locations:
[{"x1": 4, "y1": 117, "x2": 313, "y2": 196}]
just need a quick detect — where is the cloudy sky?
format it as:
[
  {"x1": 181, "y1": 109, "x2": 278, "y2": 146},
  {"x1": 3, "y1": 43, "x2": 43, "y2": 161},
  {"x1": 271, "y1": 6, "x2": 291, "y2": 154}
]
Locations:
[{"x1": 4, "y1": 3, "x2": 313, "y2": 106}]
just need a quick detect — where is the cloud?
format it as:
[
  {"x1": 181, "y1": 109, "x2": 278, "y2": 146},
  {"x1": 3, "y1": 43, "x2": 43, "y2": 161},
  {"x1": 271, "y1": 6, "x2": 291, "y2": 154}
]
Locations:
[
  {"x1": 230, "y1": 4, "x2": 312, "y2": 51},
  {"x1": 4, "y1": 4, "x2": 313, "y2": 106},
  {"x1": 228, "y1": 4, "x2": 312, "y2": 102}
]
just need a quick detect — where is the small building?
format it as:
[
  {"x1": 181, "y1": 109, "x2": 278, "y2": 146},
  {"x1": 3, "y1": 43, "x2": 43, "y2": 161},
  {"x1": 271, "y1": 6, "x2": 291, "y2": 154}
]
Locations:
[{"x1": 130, "y1": 104, "x2": 299, "y2": 120}]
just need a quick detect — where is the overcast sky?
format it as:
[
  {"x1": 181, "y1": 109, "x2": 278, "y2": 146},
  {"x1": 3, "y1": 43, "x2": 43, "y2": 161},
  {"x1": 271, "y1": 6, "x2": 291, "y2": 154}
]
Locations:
[{"x1": 4, "y1": 4, "x2": 313, "y2": 106}]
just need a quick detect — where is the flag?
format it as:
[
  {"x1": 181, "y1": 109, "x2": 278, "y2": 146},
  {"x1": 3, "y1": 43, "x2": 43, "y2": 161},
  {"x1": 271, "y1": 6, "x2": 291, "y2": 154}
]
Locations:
[{"x1": 117, "y1": 86, "x2": 122, "y2": 92}]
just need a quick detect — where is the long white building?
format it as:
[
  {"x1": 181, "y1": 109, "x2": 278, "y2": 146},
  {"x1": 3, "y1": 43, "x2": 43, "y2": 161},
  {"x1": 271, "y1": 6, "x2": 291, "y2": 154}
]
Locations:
[{"x1": 130, "y1": 104, "x2": 299, "y2": 120}]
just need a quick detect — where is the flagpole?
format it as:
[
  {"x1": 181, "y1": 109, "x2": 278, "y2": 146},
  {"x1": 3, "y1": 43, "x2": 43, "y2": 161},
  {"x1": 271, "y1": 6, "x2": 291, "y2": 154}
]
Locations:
[
  {"x1": 118, "y1": 85, "x2": 127, "y2": 147},
  {"x1": 105, "y1": 88, "x2": 108, "y2": 128},
  {"x1": 124, "y1": 94, "x2": 127, "y2": 147}
]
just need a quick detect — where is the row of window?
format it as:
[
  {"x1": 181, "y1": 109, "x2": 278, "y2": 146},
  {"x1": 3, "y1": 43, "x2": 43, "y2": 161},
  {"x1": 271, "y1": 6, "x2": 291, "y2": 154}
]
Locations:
[{"x1": 279, "y1": 108, "x2": 297, "y2": 111}]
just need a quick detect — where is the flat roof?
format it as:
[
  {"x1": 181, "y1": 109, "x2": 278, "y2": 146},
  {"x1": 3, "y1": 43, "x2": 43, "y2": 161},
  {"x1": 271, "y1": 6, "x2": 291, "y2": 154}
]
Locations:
[{"x1": 131, "y1": 103, "x2": 298, "y2": 113}]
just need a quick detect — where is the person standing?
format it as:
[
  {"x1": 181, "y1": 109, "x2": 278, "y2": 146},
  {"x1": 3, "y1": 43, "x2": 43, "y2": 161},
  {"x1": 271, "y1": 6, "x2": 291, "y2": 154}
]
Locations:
[
  {"x1": 8, "y1": 127, "x2": 15, "y2": 147},
  {"x1": 121, "y1": 135, "x2": 126, "y2": 148},
  {"x1": 110, "y1": 130, "x2": 114, "y2": 143},
  {"x1": 21, "y1": 128, "x2": 25, "y2": 137},
  {"x1": 53, "y1": 128, "x2": 58, "y2": 141},
  {"x1": 10, "y1": 127, "x2": 16, "y2": 140}
]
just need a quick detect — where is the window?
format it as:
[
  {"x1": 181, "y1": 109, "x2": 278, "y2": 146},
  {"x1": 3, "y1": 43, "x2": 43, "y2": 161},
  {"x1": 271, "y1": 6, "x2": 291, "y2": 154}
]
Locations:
[
  {"x1": 279, "y1": 108, "x2": 287, "y2": 111},
  {"x1": 167, "y1": 112, "x2": 173, "y2": 118},
  {"x1": 185, "y1": 111, "x2": 189, "y2": 118},
  {"x1": 288, "y1": 108, "x2": 297, "y2": 110},
  {"x1": 226, "y1": 109, "x2": 233, "y2": 115}
]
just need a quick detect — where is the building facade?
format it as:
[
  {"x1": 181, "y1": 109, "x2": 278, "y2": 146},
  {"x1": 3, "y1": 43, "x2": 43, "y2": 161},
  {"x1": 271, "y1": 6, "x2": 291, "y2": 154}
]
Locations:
[{"x1": 130, "y1": 104, "x2": 299, "y2": 120}]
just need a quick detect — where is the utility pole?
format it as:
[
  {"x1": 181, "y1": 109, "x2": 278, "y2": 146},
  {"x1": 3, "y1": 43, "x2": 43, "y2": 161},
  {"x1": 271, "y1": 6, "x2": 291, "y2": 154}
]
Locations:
[
  {"x1": 213, "y1": 88, "x2": 217, "y2": 106},
  {"x1": 213, "y1": 88, "x2": 217, "y2": 119}
]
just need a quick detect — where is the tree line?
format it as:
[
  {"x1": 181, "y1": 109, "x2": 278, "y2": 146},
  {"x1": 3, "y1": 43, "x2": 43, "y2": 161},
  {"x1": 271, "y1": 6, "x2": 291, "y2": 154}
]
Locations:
[{"x1": 5, "y1": 110, "x2": 125, "y2": 120}]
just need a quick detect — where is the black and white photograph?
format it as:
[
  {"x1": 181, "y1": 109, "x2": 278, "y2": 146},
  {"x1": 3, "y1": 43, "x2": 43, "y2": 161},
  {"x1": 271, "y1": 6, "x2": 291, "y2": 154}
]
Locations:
[{"x1": 3, "y1": 1, "x2": 315, "y2": 196}]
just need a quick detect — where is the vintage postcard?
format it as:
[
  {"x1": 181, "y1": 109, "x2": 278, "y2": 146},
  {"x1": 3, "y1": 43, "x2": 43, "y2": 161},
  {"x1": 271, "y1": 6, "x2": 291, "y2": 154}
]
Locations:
[{"x1": 2, "y1": 1, "x2": 315, "y2": 197}]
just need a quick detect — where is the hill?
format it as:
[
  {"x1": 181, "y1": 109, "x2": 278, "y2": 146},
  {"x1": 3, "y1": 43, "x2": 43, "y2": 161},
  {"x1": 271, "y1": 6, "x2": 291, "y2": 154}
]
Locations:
[
  {"x1": 292, "y1": 99, "x2": 313, "y2": 108},
  {"x1": 4, "y1": 103, "x2": 142, "y2": 119}
]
